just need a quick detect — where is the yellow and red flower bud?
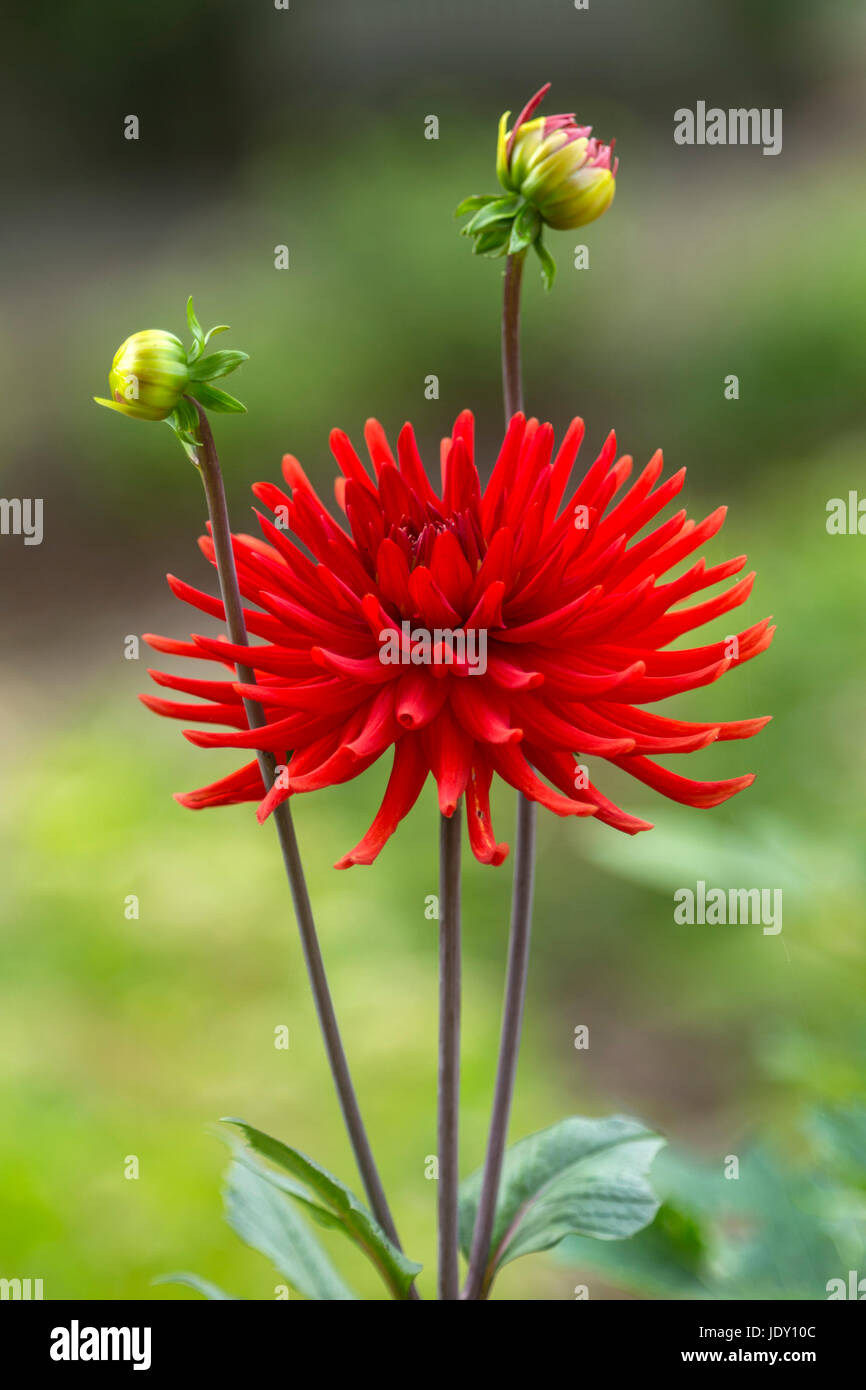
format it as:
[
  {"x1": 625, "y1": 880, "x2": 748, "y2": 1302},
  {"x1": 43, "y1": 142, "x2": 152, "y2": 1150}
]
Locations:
[{"x1": 497, "y1": 84, "x2": 618, "y2": 230}]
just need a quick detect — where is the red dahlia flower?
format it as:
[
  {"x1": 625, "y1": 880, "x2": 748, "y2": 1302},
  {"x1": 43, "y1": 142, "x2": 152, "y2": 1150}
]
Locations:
[{"x1": 142, "y1": 411, "x2": 773, "y2": 868}]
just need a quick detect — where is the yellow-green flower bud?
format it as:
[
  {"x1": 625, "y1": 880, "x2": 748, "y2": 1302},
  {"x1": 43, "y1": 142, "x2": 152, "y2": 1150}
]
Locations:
[
  {"x1": 94, "y1": 300, "x2": 249, "y2": 459},
  {"x1": 497, "y1": 84, "x2": 618, "y2": 231},
  {"x1": 96, "y1": 329, "x2": 189, "y2": 421}
]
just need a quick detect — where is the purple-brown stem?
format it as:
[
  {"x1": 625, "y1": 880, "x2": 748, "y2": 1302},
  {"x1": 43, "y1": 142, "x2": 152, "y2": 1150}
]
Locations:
[
  {"x1": 437, "y1": 805, "x2": 462, "y2": 1300},
  {"x1": 463, "y1": 254, "x2": 537, "y2": 1300}
]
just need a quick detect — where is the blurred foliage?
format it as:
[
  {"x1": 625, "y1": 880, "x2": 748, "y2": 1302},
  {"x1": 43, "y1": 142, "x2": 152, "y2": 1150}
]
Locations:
[
  {"x1": 562, "y1": 1102, "x2": 866, "y2": 1299},
  {"x1": 1, "y1": 0, "x2": 864, "y2": 1300}
]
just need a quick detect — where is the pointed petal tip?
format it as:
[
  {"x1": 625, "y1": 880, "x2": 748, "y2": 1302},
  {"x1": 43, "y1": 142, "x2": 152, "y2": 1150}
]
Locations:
[
  {"x1": 181, "y1": 728, "x2": 209, "y2": 746},
  {"x1": 709, "y1": 771, "x2": 756, "y2": 804},
  {"x1": 334, "y1": 852, "x2": 369, "y2": 870}
]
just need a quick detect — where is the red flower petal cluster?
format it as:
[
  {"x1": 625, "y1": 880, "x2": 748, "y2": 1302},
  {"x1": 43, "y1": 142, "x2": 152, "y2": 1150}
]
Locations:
[{"x1": 142, "y1": 411, "x2": 773, "y2": 868}]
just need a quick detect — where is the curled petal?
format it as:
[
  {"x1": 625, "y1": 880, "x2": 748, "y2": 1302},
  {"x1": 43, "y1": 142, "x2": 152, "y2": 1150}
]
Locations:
[
  {"x1": 465, "y1": 759, "x2": 510, "y2": 865},
  {"x1": 489, "y1": 743, "x2": 598, "y2": 818},
  {"x1": 335, "y1": 738, "x2": 429, "y2": 868},
  {"x1": 174, "y1": 760, "x2": 264, "y2": 810},
  {"x1": 609, "y1": 753, "x2": 756, "y2": 808}
]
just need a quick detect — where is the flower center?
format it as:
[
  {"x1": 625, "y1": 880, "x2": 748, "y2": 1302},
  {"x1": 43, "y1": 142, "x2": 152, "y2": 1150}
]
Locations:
[{"x1": 391, "y1": 503, "x2": 484, "y2": 571}]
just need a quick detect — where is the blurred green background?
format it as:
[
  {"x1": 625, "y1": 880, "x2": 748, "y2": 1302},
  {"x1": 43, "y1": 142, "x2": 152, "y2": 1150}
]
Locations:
[{"x1": 1, "y1": 0, "x2": 864, "y2": 1300}]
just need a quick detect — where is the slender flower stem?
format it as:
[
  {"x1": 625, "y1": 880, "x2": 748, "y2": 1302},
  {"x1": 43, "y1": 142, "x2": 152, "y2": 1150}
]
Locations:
[
  {"x1": 463, "y1": 795, "x2": 536, "y2": 1299},
  {"x1": 500, "y1": 251, "x2": 526, "y2": 420},
  {"x1": 437, "y1": 805, "x2": 463, "y2": 1300},
  {"x1": 463, "y1": 253, "x2": 538, "y2": 1300},
  {"x1": 190, "y1": 402, "x2": 418, "y2": 1296}
]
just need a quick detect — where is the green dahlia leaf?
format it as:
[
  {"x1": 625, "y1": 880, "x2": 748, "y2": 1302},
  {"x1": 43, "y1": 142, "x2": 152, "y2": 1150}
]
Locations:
[
  {"x1": 225, "y1": 1119, "x2": 422, "y2": 1300},
  {"x1": 154, "y1": 1272, "x2": 239, "y2": 1300},
  {"x1": 459, "y1": 1115, "x2": 664, "y2": 1295},
  {"x1": 224, "y1": 1157, "x2": 358, "y2": 1301}
]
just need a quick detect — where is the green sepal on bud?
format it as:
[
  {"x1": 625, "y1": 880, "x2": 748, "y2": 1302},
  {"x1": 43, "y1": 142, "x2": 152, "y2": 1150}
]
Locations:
[
  {"x1": 94, "y1": 297, "x2": 249, "y2": 461},
  {"x1": 456, "y1": 193, "x2": 557, "y2": 289},
  {"x1": 163, "y1": 397, "x2": 202, "y2": 465}
]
